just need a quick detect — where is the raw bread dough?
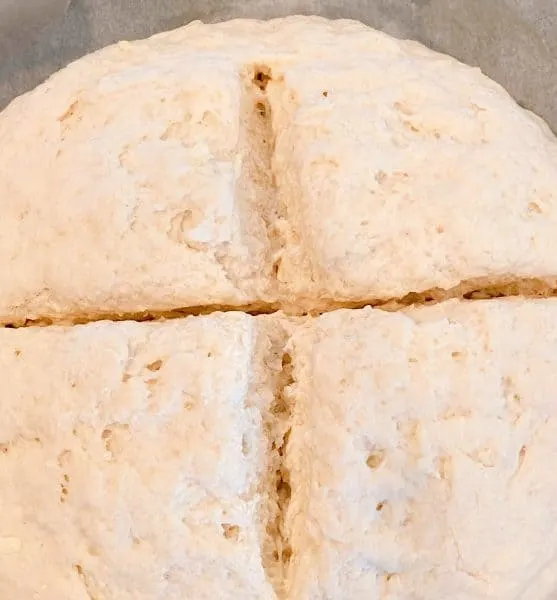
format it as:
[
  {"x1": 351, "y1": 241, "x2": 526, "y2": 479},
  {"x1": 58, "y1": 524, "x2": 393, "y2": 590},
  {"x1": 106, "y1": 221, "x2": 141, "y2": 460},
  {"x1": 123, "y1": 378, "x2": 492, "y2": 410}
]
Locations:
[
  {"x1": 1, "y1": 16, "x2": 557, "y2": 600},
  {"x1": 1, "y1": 17, "x2": 557, "y2": 321},
  {"x1": 286, "y1": 299, "x2": 557, "y2": 599}
]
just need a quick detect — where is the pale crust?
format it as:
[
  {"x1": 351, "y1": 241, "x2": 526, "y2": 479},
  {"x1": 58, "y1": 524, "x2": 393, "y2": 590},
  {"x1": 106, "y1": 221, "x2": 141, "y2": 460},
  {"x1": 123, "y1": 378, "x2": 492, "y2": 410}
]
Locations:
[
  {"x1": 0, "y1": 313, "x2": 279, "y2": 600},
  {"x1": 1, "y1": 17, "x2": 557, "y2": 321},
  {"x1": 286, "y1": 299, "x2": 557, "y2": 599},
  {"x1": 1, "y1": 15, "x2": 557, "y2": 600}
]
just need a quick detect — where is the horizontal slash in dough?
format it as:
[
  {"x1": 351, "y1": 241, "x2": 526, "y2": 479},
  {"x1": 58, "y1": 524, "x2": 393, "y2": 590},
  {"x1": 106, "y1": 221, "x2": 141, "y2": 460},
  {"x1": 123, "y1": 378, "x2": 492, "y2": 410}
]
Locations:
[
  {"x1": 0, "y1": 312, "x2": 286, "y2": 600},
  {"x1": 286, "y1": 298, "x2": 557, "y2": 599}
]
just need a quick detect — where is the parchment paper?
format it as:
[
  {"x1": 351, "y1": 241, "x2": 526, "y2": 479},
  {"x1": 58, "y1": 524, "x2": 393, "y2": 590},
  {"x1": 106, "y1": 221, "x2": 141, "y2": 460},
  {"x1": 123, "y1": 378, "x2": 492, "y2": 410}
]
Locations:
[
  {"x1": 0, "y1": 0, "x2": 69, "y2": 44},
  {"x1": 0, "y1": 0, "x2": 556, "y2": 132}
]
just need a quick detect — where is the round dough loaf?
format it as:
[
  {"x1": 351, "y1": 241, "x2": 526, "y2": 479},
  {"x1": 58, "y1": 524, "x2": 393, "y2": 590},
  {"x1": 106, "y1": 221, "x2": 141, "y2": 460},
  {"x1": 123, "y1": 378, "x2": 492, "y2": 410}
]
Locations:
[{"x1": 1, "y1": 17, "x2": 557, "y2": 600}]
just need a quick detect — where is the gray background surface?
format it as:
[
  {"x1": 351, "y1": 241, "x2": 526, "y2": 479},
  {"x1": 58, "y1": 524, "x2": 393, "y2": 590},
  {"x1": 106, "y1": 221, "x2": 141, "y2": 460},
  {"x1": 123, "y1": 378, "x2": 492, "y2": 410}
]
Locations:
[{"x1": 0, "y1": 0, "x2": 556, "y2": 132}]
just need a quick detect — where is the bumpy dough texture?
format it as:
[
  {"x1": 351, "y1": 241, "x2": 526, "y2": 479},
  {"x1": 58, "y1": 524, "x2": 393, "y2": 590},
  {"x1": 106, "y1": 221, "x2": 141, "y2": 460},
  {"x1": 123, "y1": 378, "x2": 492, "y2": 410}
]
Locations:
[
  {"x1": 2, "y1": 14, "x2": 557, "y2": 600},
  {"x1": 0, "y1": 313, "x2": 278, "y2": 600},
  {"x1": 1, "y1": 17, "x2": 557, "y2": 321},
  {"x1": 286, "y1": 299, "x2": 557, "y2": 600}
]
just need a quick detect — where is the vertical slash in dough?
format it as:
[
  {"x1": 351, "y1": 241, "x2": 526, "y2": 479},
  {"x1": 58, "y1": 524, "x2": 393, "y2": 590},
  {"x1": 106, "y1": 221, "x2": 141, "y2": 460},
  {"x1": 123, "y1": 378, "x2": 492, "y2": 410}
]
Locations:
[
  {"x1": 233, "y1": 63, "x2": 283, "y2": 300},
  {"x1": 252, "y1": 314, "x2": 298, "y2": 599}
]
